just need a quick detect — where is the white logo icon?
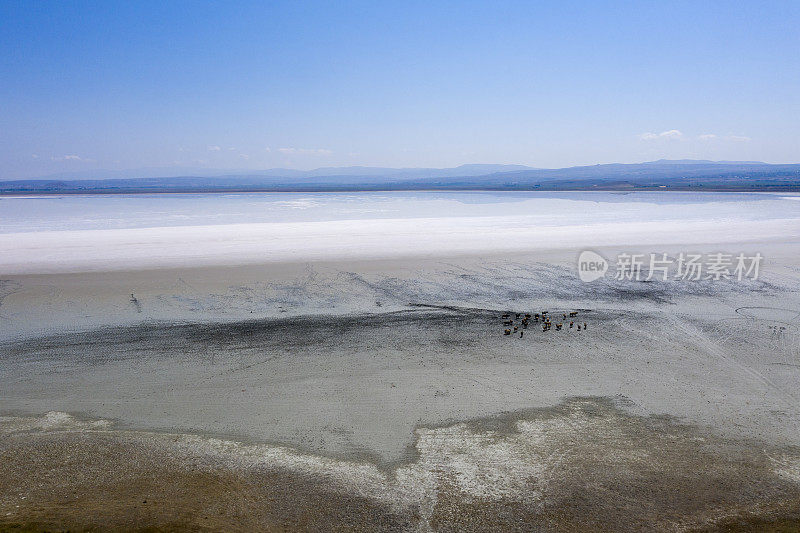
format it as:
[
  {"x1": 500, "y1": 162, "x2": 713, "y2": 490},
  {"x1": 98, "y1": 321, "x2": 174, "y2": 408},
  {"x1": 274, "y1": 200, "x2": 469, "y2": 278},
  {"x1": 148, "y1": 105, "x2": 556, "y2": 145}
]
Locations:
[{"x1": 578, "y1": 250, "x2": 608, "y2": 282}]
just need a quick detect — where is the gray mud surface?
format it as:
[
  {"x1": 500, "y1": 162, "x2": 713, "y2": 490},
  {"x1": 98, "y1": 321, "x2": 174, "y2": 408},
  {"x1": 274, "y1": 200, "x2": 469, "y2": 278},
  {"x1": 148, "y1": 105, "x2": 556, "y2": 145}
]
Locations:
[{"x1": 2, "y1": 254, "x2": 800, "y2": 530}]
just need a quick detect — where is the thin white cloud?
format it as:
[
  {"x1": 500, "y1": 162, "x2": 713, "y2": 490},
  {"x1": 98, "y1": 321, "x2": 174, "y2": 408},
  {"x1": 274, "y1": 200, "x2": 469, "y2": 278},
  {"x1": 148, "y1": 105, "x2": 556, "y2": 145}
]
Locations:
[
  {"x1": 207, "y1": 145, "x2": 221, "y2": 152},
  {"x1": 278, "y1": 147, "x2": 333, "y2": 156},
  {"x1": 31, "y1": 154, "x2": 39, "y2": 159},
  {"x1": 639, "y1": 130, "x2": 683, "y2": 141},
  {"x1": 239, "y1": 153, "x2": 250, "y2": 160},
  {"x1": 51, "y1": 154, "x2": 94, "y2": 162},
  {"x1": 698, "y1": 133, "x2": 750, "y2": 142}
]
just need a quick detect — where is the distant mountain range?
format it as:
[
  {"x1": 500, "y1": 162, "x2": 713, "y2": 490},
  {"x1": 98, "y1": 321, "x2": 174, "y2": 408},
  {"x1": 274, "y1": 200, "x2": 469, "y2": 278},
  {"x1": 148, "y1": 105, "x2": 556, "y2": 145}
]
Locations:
[
  {"x1": 2, "y1": 160, "x2": 799, "y2": 194},
  {"x1": 16, "y1": 164, "x2": 536, "y2": 181}
]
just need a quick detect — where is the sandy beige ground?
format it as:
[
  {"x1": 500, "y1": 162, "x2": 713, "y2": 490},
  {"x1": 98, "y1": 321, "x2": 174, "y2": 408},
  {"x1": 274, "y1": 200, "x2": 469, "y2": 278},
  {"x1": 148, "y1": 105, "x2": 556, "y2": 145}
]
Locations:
[{"x1": 2, "y1": 399, "x2": 800, "y2": 532}]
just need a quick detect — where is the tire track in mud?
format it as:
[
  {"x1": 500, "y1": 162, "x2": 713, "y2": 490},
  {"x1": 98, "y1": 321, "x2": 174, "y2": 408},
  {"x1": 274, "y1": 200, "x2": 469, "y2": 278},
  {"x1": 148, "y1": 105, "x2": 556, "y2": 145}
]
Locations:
[
  {"x1": 0, "y1": 279, "x2": 22, "y2": 322},
  {"x1": 668, "y1": 312, "x2": 800, "y2": 412}
]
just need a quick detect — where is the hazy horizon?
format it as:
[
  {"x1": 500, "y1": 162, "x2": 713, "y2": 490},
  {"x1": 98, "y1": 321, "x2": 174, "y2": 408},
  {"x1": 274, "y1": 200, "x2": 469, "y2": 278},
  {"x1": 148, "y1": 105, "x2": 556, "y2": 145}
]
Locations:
[{"x1": 5, "y1": 158, "x2": 799, "y2": 182}]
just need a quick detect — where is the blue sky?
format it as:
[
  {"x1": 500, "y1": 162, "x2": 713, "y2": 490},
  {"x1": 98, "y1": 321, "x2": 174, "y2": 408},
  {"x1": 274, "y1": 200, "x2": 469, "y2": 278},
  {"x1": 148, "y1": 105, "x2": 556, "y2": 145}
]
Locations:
[{"x1": 1, "y1": 0, "x2": 798, "y2": 178}]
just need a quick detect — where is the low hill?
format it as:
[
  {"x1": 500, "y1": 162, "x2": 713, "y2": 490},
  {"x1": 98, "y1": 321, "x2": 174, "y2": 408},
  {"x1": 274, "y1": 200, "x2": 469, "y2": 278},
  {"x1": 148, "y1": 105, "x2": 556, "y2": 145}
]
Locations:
[{"x1": 2, "y1": 161, "x2": 799, "y2": 194}]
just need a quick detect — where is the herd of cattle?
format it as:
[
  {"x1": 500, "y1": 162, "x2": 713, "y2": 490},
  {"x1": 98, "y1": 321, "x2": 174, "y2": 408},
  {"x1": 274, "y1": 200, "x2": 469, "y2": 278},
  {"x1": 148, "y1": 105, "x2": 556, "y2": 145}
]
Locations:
[{"x1": 502, "y1": 310, "x2": 586, "y2": 338}]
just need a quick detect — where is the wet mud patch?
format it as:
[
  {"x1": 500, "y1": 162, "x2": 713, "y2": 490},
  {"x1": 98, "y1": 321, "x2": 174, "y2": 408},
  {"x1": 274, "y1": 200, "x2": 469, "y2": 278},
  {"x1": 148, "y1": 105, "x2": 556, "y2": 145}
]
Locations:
[
  {"x1": 3, "y1": 397, "x2": 800, "y2": 531},
  {"x1": 0, "y1": 307, "x2": 498, "y2": 366}
]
